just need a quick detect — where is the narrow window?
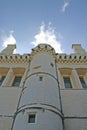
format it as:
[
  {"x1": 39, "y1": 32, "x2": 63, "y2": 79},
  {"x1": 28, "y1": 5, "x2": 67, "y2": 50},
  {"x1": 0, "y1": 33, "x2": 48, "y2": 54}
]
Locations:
[
  {"x1": 0, "y1": 76, "x2": 5, "y2": 86},
  {"x1": 12, "y1": 76, "x2": 22, "y2": 86},
  {"x1": 39, "y1": 76, "x2": 43, "y2": 81},
  {"x1": 50, "y1": 62, "x2": 54, "y2": 67},
  {"x1": 63, "y1": 77, "x2": 72, "y2": 88},
  {"x1": 28, "y1": 114, "x2": 36, "y2": 123},
  {"x1": 79, "y1": 77, "x2": 87, "y2": 88}
]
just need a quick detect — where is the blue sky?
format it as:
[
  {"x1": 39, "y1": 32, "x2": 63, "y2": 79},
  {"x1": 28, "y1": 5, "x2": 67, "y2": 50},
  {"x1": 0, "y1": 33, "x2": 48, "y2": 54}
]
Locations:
[{"x1": 0, "y1": 0, "x2": 87, "y2": 54}]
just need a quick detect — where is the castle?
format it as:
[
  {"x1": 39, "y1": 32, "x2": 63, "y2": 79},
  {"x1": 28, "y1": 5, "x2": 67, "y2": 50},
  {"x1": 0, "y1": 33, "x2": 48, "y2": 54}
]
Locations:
[{"x1": 0, "y1": 43, "x2": 87, "y2": 130}]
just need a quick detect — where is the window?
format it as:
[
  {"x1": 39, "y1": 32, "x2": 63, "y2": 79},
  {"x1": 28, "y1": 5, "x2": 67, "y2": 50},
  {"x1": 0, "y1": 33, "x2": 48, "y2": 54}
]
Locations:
[
  {"x1": 50, "y1": 62, "x2": 54, "y2": 67},
  {"x1": 12, "y1": 76, "x2": 22, "y2": 86},
  {"x1": 63, "y1": 77, "x2": 72, "y2": 88},
  {"x1": 39, "y1": 76, "x2": 43, "y2": 81},
  {"x1": 28, "y1": 114, "x2": 36, "y2": 123},
  {"x1": 79, "y1": 77, "x2": 87, "y2": 88},
  {"x1": 0, "y1": 76, "x2": 5, "y2": 86}
]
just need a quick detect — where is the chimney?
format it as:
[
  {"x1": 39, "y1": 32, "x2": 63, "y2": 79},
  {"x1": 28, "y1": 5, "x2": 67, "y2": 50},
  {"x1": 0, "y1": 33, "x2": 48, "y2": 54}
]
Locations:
[
  {"x1": 72, "y1": 44, "x2": 86, "y2": 54},
  {"x1": 0, "y1": 44, "x2": 16, "y2": 55}
]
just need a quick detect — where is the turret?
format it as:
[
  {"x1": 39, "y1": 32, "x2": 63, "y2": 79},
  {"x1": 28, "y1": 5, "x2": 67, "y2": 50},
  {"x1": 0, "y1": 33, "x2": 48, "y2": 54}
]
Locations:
[{"x1": 12, "y1": 44, "x2": 64, "y2": 130}]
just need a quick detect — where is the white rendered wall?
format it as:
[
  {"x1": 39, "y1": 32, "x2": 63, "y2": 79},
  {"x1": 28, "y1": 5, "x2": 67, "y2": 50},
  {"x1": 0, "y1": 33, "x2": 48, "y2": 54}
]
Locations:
[
  {"x1": 61, "y1": 89, "x2": 87, "y2": 130},
  {"x1": 19, "y1": 75, "x2": 61, "y2": 109},
  {"x1": 0, "y1": 87, "x2": 22, "y2": 130}
]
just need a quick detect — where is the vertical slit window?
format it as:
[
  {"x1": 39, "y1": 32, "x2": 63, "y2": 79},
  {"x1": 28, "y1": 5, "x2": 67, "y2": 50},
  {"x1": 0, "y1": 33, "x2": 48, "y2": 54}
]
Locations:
[
  {"x1": 0, "y1": 76, "x2": 5, "y2": 86},
  {"x1": 12, "y1": 76, "x2": 22, "y2": 86},
  {"x1": 39, "y1": 76, "x2": 43, "y2": 81},
  {"x1": 50, "y1": 62, "x2": 54, "y2": 67},
  {"x1": 63, "y1": 77, "x2": 72, "y2": 88},
  {"x1": 79, "y1": 77, "x2": 87, "y2": 88}
]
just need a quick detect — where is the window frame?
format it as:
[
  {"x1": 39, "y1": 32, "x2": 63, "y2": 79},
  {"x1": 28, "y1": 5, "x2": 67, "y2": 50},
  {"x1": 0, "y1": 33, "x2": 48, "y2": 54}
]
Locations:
[
  {"x1": 28, "y1": 113, "x2": 36, "y2": 123},
  {"x1": 63, "y1": 77, "x2": 72, "y2": 89},
  {"x1": 0, "y1": 76, "x2": 6, "y2": 86},
  {"x1": 12, "y1": 76, "x2": 22, "y2": 87},
  {"x1": 79, "y1": 77, "x2": 87, "y2": 89}
]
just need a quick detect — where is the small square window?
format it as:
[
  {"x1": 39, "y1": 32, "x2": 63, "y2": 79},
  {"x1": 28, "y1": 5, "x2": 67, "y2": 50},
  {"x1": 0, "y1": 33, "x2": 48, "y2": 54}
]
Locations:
[{"x1": 28, "y1": 114, "x2": 36, "y2": 123}]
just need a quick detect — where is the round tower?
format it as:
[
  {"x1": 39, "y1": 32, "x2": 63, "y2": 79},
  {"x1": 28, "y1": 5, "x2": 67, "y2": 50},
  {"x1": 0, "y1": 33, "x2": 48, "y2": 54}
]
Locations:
[{"x1": 12, "y1": 44, "x2": 64, "y2": 130}]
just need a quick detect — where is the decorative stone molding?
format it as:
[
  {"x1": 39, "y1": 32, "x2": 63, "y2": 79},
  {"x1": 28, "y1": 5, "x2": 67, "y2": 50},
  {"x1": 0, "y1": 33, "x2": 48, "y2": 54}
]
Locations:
[
  {"x1": 56, "y1": 54, "x2": 87, "y2": 64},
  {"x1": 0, "y1": 54, "x2": 30, "y2": 64},
  {"x1": 30, "y1": 44, "x2": 56, "y2": 60}
]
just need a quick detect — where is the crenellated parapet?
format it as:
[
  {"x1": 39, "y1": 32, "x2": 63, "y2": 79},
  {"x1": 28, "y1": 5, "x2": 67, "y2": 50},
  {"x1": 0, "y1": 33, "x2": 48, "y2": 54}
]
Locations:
[
  {"x1": 0, "y1": 44, "x2": 87, "y2": 65},
  {"x1": 30, "y1": 44, "x2": 56, "y2": 60},
  {"x1": 30, "y1": 43, "x2": 87, "y2": 65},
  {"x1": 56, "y1": 53, "x2": 87, "y2": 64},
  {"x1": 0, "y1": 54, "x2": 30, "y2": 64}
]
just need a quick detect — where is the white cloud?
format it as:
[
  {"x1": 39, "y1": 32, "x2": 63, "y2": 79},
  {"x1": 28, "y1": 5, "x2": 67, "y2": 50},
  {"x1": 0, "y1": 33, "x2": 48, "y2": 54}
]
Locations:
[
  {"x1": 61, "y1": 1, "x2": 69, "y2": 12},
  {"x1": 32, "y1": 23, "x2": 63, "y2": 53},
  {"x1": 2, "y1": 31, "x2": 16, "y2": 48}
]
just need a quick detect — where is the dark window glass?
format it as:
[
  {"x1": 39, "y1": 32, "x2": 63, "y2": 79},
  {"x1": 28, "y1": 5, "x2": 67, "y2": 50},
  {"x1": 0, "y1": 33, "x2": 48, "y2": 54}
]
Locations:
[
  {"x1": 0, "y1": 76, "x2": 5, "y2": 86},
  {"x1": 79, "y1": 77, "x2": 87, "y2": 88},
  {"x1": 12, "y1": 76, "x2": 22, "y2": 86},
  {"x1": 50, "y1": 62, "x2": 54, "y2": 67},
  {"x1": 63, "y1": 77, "x2": 72, "y2": 88},
  {"x1": 28, "y1": 114, "x2": 36, "y2": 123},
  {"x1": 39, "y1": 76, "x2": 43, "y2": 81}
]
